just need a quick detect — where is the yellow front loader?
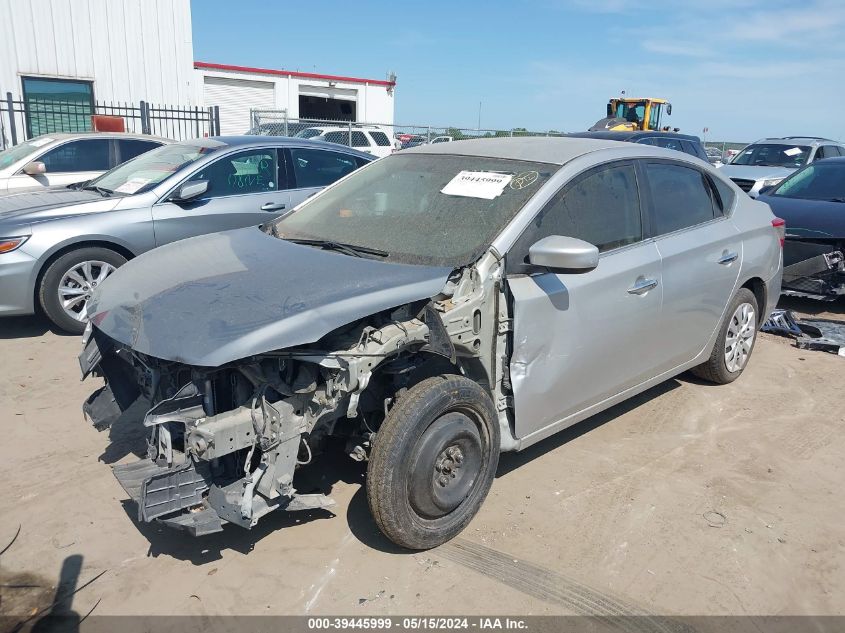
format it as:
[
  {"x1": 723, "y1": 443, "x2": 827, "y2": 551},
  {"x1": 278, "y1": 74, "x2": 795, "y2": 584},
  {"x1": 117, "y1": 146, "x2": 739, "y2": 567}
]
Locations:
[{"x1": 589, "y1": 97, "x2": 674, "y2": 132}]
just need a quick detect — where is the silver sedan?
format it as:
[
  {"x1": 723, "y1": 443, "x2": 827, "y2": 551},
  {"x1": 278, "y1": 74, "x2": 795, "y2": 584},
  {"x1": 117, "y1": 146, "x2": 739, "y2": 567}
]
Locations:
[{"x1": 0, "y1": 136, "x2": 373, "y2": 332}]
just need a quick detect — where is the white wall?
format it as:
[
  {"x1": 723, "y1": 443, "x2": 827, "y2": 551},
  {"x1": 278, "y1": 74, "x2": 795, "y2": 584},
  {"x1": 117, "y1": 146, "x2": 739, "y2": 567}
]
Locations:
[
  {"x1": 0, "y1": 0, "x2": 195, "y2": 104},
  {"x1": 196, "y1": 65, "x2": 396, "y2": 131}
]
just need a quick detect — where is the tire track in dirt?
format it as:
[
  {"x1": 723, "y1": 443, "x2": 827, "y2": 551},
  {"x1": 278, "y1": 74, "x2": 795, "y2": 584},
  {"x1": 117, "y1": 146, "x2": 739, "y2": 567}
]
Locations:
[{"x1": 438, "y1": 538, "x2": 694, "y2": 633}]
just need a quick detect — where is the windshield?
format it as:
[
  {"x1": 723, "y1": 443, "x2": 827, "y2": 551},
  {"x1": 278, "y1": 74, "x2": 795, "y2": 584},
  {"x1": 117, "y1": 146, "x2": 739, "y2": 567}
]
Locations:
[
  {"x1": 0, "y1": 137, "x2": 51, "y2": 169},
  {"x1": 772, "y1": 163, "x2": 845, "y2": 201},
  {"x1": 730, "y1": 143, "x2": 810, "y2": 168},
  {"x1": 271, "y1": 153, "x2": 556, "y2": 267},
  {"x1": 89, "y1": 142, "x2": 219, "y2": 195},
  {"x1": 294, "y1": 128, "x2": 324, "y2": 139}
]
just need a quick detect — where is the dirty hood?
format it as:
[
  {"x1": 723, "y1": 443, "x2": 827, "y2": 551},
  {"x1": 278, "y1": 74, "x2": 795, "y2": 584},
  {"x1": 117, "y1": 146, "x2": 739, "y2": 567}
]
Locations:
[
  {"x1": 88, "y1": 227, "x2": 453, "y2": 366},
  {"x1": 0, "y1": 187, "x2": 118, "y2": 227},
  {"x1": 719, "y1": 164, "x2": 796, "y2": 183}
]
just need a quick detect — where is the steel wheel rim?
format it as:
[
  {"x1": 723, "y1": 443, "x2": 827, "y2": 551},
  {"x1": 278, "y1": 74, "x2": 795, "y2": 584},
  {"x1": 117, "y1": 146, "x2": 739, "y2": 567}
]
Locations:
[
  {"x1": 58, "y1": 260, "x2": 116, "y2": 321},
  {"x1": 408, "y1": 412, "x2": 483, "y2": 519},
  {"x1": 724, "y1": 302, "x2": 756, "y2": 373}
]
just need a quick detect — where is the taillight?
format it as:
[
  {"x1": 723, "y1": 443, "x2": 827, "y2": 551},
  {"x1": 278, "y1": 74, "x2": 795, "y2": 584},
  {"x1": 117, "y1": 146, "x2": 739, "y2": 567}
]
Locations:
[{"x1": 771, "y1": 217, "x2": 786, "y2": 247}]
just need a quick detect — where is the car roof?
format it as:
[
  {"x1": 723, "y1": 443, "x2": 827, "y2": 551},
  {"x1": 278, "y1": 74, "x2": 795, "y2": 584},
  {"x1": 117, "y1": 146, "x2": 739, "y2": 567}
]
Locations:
[
  {"x1": 751, "y1": 137, "x2": 843, "y2": 146},
  {"x1": 566, "y1": 130, "x2": 703, "y2": 143},
  {"x1": 402, "y1": 136, "x2": 661, "y2": 165},
  {"x1": 26, "y1": 131, "x2": 171, "y2": 143},
  {"x1": 207, "y1": 135, "x2": 375, "y2": 158}
]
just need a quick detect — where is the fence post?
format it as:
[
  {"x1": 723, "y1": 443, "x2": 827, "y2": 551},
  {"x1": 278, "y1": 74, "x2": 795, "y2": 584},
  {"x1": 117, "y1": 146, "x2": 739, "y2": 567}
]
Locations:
[
  {"x1": 139, "y1": 101, "x2": 149, "y2": 135},
  {"x1": 427, "y1": 126, "x2": 431, "y2": 142},
  {"x1": 348, "y1": 120, "x2": 352, "y2": 146},
  {"x1": 284, "y1": 111, "x2": 288, "y2": 137},
  {"x1": 212, "y1": 106, "x2": 220, "y2": 136},
  {"x1": 6, "y1": 92, "x2": 18, "y2": 146}
]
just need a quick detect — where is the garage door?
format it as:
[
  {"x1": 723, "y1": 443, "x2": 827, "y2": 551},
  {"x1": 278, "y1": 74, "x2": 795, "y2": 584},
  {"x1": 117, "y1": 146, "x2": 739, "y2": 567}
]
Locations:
[{"x1": 203, "y1": 76, "x2": 275, "y2": 135}]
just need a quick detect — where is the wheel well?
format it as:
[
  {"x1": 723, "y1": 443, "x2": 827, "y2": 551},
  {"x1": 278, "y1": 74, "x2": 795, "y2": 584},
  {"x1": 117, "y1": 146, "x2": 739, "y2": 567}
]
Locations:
[
  {"x1": 32, "y1": 240, "x2": 135, "y2": 312},
  {"x1": 741, "y1": 277, "x2": 766, "y2": 325}
]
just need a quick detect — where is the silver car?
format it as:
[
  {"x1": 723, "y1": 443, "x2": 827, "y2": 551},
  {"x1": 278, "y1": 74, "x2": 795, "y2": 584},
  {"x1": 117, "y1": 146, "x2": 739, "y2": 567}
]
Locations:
[
  {"x1": 719, "y1": 136, "x2": 845, "y2": 197},
  {"x1": 0, "y1": 132, "x2": 167, "y2": 192},
  {"x1": 0, "y1": 136, "x2": 373, "y2": 332},
  {"x1": 79, "y1": 137, "x2": 783, "y2": 550}
]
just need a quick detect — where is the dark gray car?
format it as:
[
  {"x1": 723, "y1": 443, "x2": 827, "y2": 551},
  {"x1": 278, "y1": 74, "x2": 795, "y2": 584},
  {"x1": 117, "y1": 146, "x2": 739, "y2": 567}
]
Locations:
[{"x1": 0, "y1": 136, "x2": 373, "y2": 332}]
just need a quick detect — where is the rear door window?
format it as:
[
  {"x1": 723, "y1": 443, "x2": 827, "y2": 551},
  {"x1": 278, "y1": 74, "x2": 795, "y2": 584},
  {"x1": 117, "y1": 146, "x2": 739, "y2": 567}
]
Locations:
[
  {"x1": 288, "y1": 148, "x2": 360, "y2": 188},
  {"x1": 39, "y1": 139, "x2": 112, "y2": 172},
  {"x1": 117, "y1": 139, "x2": 162, "y2": 164},
  {"x1": 322, "y1": 131, "x2": 350, "y2": 146},
  {"x1": 644, "y1": 162, "x2": 717, "y2": 235},
  {"x1": 369, "y1": 131, "x2": 391, "y2": 147},
  {"x1": 350, "y1": 131, "x2": 369, "y2": 148}
]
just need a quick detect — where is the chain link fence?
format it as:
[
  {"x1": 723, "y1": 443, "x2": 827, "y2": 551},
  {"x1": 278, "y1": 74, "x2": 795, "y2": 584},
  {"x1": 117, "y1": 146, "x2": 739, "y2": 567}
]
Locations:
[{"x1": 248, "y1": 109, "x2": 567, "y2": 150}]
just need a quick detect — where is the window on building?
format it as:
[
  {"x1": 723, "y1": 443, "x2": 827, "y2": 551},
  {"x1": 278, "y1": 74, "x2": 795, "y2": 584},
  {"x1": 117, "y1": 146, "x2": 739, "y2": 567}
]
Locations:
[{"x1": 21, "y1": 76, "x2": 95, "y2": 137}]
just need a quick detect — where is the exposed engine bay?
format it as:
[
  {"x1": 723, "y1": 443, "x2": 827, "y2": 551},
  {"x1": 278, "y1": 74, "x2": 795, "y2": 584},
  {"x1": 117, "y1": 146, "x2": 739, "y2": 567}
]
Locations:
[{"x1": 80, "y1": 255, "x2": 511, "y2": 536}]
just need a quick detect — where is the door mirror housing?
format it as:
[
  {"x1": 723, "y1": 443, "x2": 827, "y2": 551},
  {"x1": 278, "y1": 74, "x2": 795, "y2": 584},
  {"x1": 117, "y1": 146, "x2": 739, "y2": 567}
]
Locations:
[
  {"x1": 169, "y1": 179, "x2": 208, "y2": 203},
  {"x1": 758, "y1": 185, "x2": 776, "y2": 196},
  {"x1": 528, "y1": 235, "x2": 599, "y2": 272},
  {"x1": 666, "y1": 103, "x2": 672, "y2": 115},
  {"x1": 23, "y1": 161, "x2": 46, "y2": 175}
]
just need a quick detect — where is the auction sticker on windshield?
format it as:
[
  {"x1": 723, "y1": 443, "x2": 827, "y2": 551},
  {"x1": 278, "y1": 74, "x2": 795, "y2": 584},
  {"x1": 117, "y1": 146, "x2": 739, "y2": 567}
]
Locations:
[
  {"x1": 114, "y1": 177, "x2": 151, "y2": 194},
  {"x1": 783, "y1": 147, "x2": 802, "y2": 157},
  {"x1": 441, "y1": 171, "x2": 513, "y2": 199}
]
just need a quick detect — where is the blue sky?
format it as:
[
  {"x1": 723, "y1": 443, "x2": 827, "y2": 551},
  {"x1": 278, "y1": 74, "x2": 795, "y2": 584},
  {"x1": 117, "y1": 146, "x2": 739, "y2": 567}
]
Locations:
[{"x1": 192, "y1": 0, "x2": 845, "y2": 142}]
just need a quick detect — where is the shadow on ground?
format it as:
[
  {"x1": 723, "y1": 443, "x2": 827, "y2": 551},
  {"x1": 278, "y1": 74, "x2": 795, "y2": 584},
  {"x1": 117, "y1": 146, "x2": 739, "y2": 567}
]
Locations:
[{"x1": 0, "y1": 314, "x2": 75, "y2": 340}]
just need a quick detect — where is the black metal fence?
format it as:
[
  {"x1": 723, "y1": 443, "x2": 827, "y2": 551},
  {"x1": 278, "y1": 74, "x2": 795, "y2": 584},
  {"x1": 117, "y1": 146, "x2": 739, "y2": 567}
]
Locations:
[{"x1": 0, "y1": 92, "x2": 221, "y2": 149}]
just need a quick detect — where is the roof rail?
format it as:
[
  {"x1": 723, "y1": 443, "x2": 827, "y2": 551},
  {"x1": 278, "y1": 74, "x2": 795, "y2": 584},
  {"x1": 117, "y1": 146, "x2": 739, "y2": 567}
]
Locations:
[{"x1": 781, "y1": 136, "x2": 836, "y2": 141}]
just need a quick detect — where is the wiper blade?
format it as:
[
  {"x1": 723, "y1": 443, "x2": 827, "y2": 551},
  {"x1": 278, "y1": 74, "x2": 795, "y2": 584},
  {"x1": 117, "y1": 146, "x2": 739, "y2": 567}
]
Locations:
[
  {"x1": 826, "y1": 197, "x2": 845, "y2": 203},
  {"x1": 287, "y1": 238, "x2": 388, "y2": 258},
  {"x1": 82, "y1": 185, "x2": 113, "y2": 197}
]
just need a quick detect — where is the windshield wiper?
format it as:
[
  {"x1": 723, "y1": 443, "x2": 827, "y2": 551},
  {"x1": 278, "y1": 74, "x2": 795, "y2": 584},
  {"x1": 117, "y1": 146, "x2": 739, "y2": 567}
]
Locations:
[
  {"x1": 286, "y1": 237, "x2": 388, "y2": 258},
  {"x1": 826, "y1": 197, "x2": 845, "y2": 203},
  {"x1": 82, "y1": 184, "x2": 113, "y2": 198}
]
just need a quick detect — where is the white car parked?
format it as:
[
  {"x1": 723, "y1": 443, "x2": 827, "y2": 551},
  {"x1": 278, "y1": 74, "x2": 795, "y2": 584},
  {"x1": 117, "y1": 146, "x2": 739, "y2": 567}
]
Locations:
[
  {"x1": 294, "y1": 125, "x2": 395, "y2": 158},
  {"x1": 0, "y1": 132, "x2": 168, "y2": 192}
]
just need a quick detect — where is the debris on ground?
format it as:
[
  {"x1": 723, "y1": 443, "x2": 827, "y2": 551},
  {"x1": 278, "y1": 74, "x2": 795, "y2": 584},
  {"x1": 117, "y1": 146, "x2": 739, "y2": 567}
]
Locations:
[{"x1": 762, "y1": 309, "x2": 845, "y2": 356}]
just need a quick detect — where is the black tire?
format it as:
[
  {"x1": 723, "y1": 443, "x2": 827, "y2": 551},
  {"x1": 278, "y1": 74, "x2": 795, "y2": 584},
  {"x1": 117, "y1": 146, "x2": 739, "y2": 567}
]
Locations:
[
  {"x1": 690, "y1": 288, "x2": 759, "y2": 385},
  {"x1": 39, "y1": 247, "x2": 127, "y2": 334},
  {"x1": 366, "y1": 375, "x2": 500, "y2": 550}
]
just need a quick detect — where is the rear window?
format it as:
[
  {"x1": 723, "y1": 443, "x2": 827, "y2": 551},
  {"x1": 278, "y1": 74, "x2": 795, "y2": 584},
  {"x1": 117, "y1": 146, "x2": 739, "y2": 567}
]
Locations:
[{"x1": 370, "y1": 131, "x2": 391, "y2": 147}]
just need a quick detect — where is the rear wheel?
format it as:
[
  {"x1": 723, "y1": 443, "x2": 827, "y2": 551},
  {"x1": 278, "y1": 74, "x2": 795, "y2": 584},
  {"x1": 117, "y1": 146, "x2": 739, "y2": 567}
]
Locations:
[
  {"x1": 691, "y1": 288, "x2": 758, "y2": 384},
  {"x1": 39, "y1": 247, "x2": 126, "y2": 334},
  {"x1": 367, "y1": 375, "x2": 500, "y2": 550}
]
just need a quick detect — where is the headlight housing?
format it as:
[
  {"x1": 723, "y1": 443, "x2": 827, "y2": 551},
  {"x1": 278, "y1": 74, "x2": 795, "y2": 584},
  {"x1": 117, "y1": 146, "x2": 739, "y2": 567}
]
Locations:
[
  {"x1": 0, "y1": 236, "x2": 29, "y2": 254},
  {"x1": 761, "y1": 178, "x2": 784, "y2": 189}
]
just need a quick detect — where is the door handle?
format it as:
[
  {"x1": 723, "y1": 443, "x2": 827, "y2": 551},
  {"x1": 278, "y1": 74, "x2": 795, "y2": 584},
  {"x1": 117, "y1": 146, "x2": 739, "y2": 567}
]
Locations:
[
  {"x1": 627, "y1": 278, "x2": 658, "y2": 295},
  {"x1": 718, "y1": 251, "x2": 739, "y2": 265},
  {"x1": 261, "y1": 202, "x2": 287, "y2": 212}
]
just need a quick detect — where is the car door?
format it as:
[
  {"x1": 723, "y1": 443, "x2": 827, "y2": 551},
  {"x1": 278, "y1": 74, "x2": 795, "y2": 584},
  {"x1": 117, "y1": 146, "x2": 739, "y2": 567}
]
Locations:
[
  {"x1": 151, "y1": 147, "x2": 290, "y2": 246},
  {"x1": 5, "y1": 138, "x2": 113, "y2": 190},
  {"x1": 642, "y1": 160, "x2": 742, "y2": 371},
  {"x1": 285, "y1": 146, "x2": 369, "y2": 207},
  {"x1": 506, "y1": 160, "x2": 664, "y2": 440}
]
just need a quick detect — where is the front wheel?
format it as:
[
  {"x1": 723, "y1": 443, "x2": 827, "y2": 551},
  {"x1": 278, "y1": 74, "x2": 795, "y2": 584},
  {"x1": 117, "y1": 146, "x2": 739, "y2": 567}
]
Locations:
[
  {"x1": 366, "y1": 375, "x2": 500, "y2": 550},
  {"x1": 690, "y1": 288, "x2": 759, "y2": 384},
  {"x1": 39, "y1": 247, "x2": 126, "y2": 334}
]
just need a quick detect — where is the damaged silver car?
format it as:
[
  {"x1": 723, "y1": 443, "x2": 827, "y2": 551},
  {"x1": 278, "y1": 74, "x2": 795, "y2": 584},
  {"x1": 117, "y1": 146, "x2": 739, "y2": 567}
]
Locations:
[{"x1": 80, "y1": 138, "x2": 784, "y2": 550}]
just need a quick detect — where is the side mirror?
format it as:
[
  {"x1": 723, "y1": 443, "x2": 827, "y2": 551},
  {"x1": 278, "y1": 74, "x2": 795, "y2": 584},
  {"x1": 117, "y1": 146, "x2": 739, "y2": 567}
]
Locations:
[
  {"x1": 666, "y1": 103, "x2": 673, "y2": 115},
  {"x1": 759, "y1": 185, "x2": 776, "y2": 196},
  {"x1": 23, "y1": 161, "x2": 46, "y2": 175},
  {"x1": 170, "y1": 179, "x2": 208, "y2": 203},
  {"x1": 528, "y1": 235, "x2": 599, "y2": 272}
]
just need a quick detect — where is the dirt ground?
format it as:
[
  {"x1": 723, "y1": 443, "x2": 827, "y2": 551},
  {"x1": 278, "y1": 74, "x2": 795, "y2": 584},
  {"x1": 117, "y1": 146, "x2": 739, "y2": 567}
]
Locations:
[{"x1": 0, "y1": 297, "x2": 843, "y2": 621}]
